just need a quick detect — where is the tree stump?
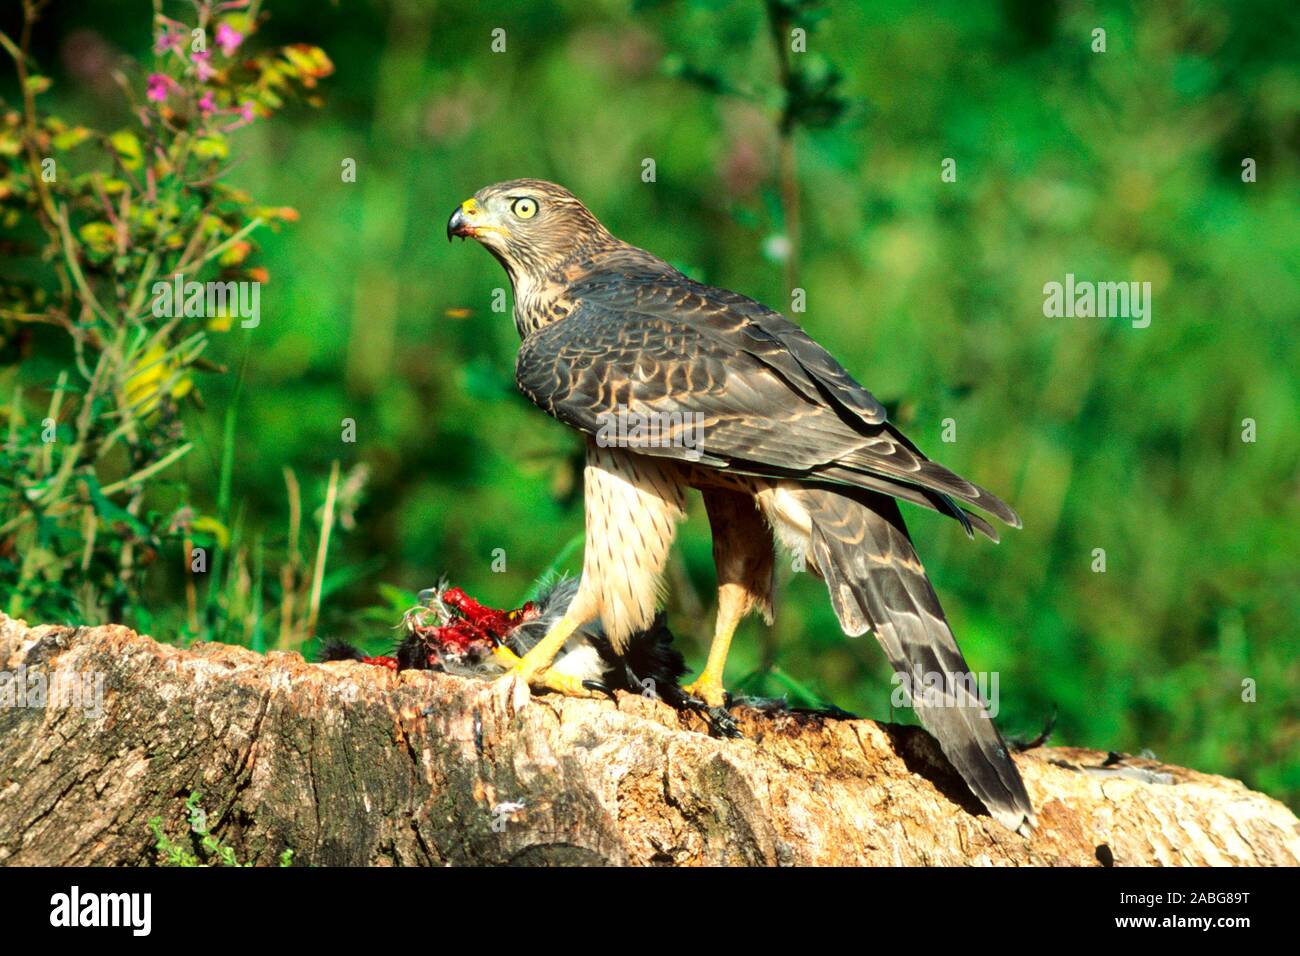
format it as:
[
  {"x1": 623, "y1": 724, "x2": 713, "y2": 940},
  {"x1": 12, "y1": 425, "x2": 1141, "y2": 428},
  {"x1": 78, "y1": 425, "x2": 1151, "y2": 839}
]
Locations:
[{"x1": 1, "y1": 613, "x2": 1296, "y2": 866}]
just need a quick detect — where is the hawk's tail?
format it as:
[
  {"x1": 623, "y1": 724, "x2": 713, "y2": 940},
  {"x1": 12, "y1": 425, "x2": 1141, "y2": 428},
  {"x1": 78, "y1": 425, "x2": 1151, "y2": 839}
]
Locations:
[{"x1": 793, "y1": 486, "x2": 1035, "y2": 832}]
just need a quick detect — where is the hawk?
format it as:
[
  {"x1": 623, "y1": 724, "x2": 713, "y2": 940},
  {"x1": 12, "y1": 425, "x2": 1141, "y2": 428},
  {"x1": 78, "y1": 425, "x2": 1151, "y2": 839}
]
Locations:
[{"x1": 448, "y1": 180, "x2": 1034, "y2": 830}]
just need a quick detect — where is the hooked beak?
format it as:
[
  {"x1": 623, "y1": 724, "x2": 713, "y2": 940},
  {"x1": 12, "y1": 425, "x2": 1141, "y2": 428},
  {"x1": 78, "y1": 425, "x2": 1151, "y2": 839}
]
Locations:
[
  {"x1": 447, "y1": 198, "x2": 476, "y2": 241},
  {"x1": 447, "y1": 196, "x2": 511, "y2": 243}
]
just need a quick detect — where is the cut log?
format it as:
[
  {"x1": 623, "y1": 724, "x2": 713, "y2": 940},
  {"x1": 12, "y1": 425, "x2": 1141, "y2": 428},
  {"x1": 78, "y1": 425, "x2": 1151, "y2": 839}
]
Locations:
[{"x1": 0, "y1": 613, "x2": 1295, "y2": 866}]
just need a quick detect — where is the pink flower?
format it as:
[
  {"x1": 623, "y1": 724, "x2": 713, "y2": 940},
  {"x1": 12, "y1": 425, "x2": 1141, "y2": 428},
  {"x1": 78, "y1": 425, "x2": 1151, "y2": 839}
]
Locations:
[
  {"x1": 192, "y1": 49, "x2": 214, "y2": 82},
  {"x1": 215, "y1": 23, "x2": 244, "y2": 57},
  {"x1": 146, "y1": 73, "x2": 173, "y2": 103},
  {"x1": 220, "y1": 100, "x2": 258, "y2": 133},
  {"x1": 198, "y1": 91, "x2": 217, "y2": 115},
  {"x1": 154, "y1": 30, "x2": 183, "y2": 55}
]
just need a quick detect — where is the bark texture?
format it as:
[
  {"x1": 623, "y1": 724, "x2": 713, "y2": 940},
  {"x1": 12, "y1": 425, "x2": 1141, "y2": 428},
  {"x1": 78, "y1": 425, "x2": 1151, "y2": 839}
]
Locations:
[{"x1": 1, "y1": 613, "x2": 1296, "y2": 866}]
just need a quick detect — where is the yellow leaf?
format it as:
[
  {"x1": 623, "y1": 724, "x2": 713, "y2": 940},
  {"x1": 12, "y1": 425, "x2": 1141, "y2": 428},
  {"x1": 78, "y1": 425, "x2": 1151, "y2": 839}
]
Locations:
[
  {"x1": 125, "y1": 342, "x2": 192, "y2": 418},
  {"x1": 218, "y1": 239, "x2": 251, "y2": 266},
  {"x1": 222, "y1": 13, "x2": 253, "y2": 35},
  {"x1": 52, "y1": 126, "x2": 92, "y2": 150},
  {"x1": 190, "y1": 516, "x2": 230, "y2": 548},
  {"x1": 109, "y1": 130, "x2": 143, "y2": 170},
  {"x1": 78, "y1": 221, "x2": 117, "y2": 254},
  {"x1": 192, "y1": 135, "x2": 228, "y2": 160},
  {"x1": 0, "y1": 138, "x2": 19, "y2": 158},
  {"x1": 283, "y1": 44, "x2": 334, "y2": 79}
]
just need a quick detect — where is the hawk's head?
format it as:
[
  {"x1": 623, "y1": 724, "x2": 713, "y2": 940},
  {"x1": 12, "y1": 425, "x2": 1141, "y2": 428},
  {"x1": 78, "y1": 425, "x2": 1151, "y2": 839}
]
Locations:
[{"x1": 447, "y1": 179, "x2": 612, "y2": 279}]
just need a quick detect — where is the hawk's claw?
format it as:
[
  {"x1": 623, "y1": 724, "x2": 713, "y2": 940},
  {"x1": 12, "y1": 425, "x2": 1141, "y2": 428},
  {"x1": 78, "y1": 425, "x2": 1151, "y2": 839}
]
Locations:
[
  {"x1": 678, "y1": 692, "x2": 742, "y2": 738},
  {"x1": 533, "y1": 668, "x2": 607, "y2": 698},
  {"x1": 491, "y1": 645, "x2": 609, "y2": 700},
  {"x1": 582, "y1": 679, "x2": 617, "y2": 701},
  {"x1": 704, "y1": 704, "x2": 742, "y2": 738},
  {"x1": 497, "y1": 665, "x2": 608, "y2": 699}
]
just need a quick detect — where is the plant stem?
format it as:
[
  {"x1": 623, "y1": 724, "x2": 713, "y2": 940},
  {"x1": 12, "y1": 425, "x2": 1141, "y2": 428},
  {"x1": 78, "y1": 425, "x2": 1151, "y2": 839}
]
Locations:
[
  {"x1": 305, "y1": 461, "x2": 340, "y2": 642},
  {"x1": 278, "y1": 467, "x2": 302, "y2": 649}
]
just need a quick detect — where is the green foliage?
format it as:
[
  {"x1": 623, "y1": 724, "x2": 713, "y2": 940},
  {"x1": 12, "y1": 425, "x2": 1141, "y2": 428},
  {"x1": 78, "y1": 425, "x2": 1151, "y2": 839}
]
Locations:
[
  {"x1": 0, "y1": 1, "x2": 350, "y2": 651},
  {"x1": 149, "y1": 790, "x2": 293, "y2": 867}
]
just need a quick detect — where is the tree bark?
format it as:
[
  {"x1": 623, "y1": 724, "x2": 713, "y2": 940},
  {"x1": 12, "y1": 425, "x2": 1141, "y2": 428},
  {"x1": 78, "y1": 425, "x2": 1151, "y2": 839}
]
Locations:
[{"x1": 1, "y1": 613, "x2": 1296, "y2": 866}]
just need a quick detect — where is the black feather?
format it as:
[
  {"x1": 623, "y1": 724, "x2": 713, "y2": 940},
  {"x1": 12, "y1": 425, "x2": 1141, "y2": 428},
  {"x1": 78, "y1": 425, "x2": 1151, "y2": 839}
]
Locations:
[{"x1": 317, "y1": 637, "x2": 364, "y2": 662}]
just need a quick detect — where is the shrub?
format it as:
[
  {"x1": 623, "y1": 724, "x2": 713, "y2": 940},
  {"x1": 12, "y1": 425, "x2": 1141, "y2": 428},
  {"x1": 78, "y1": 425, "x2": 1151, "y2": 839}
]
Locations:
[{"x1": 1, "y1": 0, "x2": 332, "y2": 636}]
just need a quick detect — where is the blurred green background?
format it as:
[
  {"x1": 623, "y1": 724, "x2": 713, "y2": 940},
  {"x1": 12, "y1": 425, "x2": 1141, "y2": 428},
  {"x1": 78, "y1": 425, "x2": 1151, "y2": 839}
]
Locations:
[{"x1": 8, "y1": 0, "x2": 1298, "y2": 806}]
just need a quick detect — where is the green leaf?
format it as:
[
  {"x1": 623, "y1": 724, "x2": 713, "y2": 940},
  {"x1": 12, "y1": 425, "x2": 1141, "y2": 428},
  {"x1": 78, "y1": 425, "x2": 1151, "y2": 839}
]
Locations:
[
  {"x1": 519, "y1": 532, "x2": 584, "y2": 604},
  {"x1": 377, "y1": 583, "x2": 419, "y2": 613},
  {"x1": 82, "y1": 475, "x2": 149, "y2": 536}
]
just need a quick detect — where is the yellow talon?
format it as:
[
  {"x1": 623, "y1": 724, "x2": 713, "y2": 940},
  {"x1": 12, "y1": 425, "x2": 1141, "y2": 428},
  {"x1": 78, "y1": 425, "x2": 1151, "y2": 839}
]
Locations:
[
  {"x1": 535, "y1": 668, "x2": 605, "y2": 698},
  {"x1": 494, "y1": 659, "x2": 604, "y2": 699},
  {"x1": 492, "y1": 644, "x2": 524, "y2": 669},
  {"x1": 491, "y1": 613, "x2": 604, "y2": 698},
  {"x1": 683, "y1": 605, "x2": 739, "y2": 709},
  {"x1": 682, "y1": 674, "x2": 728, "y2": 709}
]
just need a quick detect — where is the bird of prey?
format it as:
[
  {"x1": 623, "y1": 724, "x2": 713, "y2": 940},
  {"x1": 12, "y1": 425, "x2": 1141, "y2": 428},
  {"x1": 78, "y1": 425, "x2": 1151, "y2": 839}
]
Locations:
[{"x1": 447, "y1": 179, "x2": 1034, "y2": 830}]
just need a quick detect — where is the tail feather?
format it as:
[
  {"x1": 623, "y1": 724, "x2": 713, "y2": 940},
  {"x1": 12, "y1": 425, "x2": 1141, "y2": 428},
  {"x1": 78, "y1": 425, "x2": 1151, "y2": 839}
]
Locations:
[
  {"x1": 836, "y1": 432, "x2": 1022, "y2": 530},
  {"x1": 798, "y1": 487, "x2": 1034, "y2": 831},
  {"x1": 817, "y1": 466, "x2": 1000, "y2": 542}
]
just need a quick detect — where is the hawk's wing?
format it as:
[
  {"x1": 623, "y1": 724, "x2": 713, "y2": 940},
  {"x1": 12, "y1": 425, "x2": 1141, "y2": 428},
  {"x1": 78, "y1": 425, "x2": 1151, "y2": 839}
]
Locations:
[{"x1": 515, "y1": 268, "x2": 1020, "y2": 530}]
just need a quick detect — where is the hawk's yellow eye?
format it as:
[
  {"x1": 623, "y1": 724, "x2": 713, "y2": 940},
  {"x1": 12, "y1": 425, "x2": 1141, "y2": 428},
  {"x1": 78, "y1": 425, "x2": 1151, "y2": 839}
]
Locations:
[{"x1": 511, "y1": 197, "x2": 538, "y2": 219}]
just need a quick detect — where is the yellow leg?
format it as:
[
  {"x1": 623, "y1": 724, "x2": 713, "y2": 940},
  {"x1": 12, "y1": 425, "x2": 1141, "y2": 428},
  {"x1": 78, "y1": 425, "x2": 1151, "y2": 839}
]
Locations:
[
  {"x1": 493, "y1": 612, "x2": 603, "y2": 698},
  {"x1": 683, "y1": 585, "x2": 744, "y2": 708}
]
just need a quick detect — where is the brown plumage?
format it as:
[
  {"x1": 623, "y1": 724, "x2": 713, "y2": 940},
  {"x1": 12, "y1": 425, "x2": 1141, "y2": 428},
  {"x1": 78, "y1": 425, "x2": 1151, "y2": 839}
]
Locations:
[{"x1": 448, "y1": 179, "x2": 1034, "y2": 831}]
